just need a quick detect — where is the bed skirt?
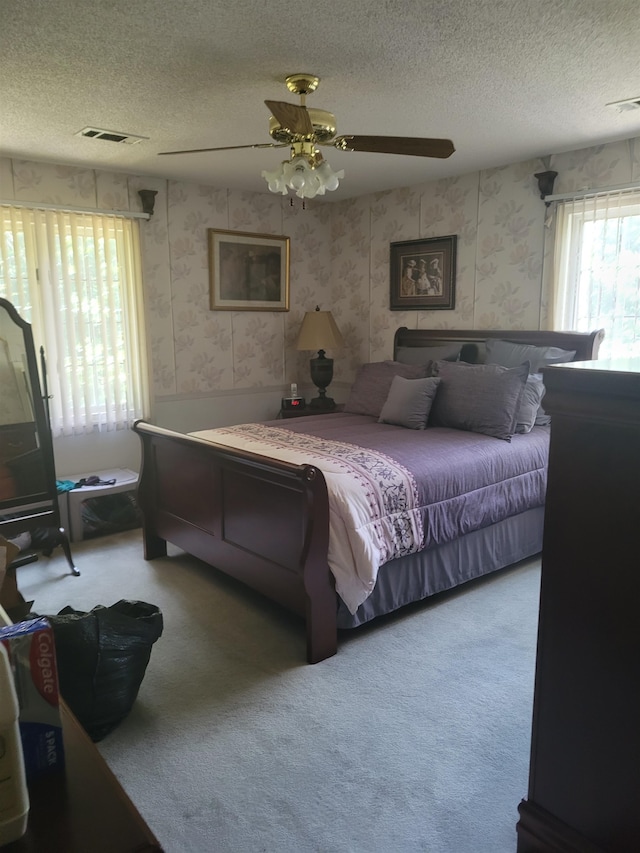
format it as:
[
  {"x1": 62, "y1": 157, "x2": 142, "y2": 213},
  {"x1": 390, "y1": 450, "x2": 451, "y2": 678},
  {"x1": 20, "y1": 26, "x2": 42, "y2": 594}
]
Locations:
[{"x1": 337, "y1": 506, "x2": 544, "y2": 628}]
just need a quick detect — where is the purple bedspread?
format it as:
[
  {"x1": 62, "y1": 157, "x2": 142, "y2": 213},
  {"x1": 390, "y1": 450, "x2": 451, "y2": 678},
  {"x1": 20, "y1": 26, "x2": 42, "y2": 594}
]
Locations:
[{"x1": 271, "y1": 412, "x2": 549, "y2": 550}]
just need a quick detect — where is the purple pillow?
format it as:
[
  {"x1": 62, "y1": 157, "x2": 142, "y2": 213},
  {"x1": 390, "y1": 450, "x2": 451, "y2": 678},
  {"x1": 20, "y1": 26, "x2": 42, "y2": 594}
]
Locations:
[
  {"x1": 344, "y1": 361, "x2": 427, "y2": 418},
  {"x1": 430, "y1": 360, "x2": 529, "y2": 441},
  {"x1": 378, "y1": 375, "x2": 442, "y2": 430}
]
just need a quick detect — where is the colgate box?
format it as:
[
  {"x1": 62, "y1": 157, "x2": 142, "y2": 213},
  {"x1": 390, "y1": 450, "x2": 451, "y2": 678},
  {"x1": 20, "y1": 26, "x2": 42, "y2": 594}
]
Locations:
[{"x1": 0, "y1": 617, "x2": 65, "y2": 781}]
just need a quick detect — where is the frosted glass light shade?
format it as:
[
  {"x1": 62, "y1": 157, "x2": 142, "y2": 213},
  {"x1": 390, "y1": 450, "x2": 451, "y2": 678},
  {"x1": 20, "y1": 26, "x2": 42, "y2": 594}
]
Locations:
[{"x1": 262, "y1": 157, "x2": 344, "y2": 199}]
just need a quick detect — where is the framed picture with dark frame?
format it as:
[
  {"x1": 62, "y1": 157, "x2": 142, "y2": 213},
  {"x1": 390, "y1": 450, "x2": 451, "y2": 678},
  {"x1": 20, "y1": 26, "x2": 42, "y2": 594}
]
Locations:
[
  {"x1": 208, "y1": 228, "x2": 290, "y2": 311},
  {"x1": 390, "y1": 235, "x2": 457, "y2": 311}
]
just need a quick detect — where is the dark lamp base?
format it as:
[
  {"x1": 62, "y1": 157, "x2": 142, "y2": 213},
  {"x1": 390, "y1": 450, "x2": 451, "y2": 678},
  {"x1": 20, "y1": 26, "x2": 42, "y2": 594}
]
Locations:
[
  {"x1": 309, "y1": 395, "x2": 336, "y2": 411},
  {"x1": 308, "y1": 351, "x2": 336, "y2": 412}
]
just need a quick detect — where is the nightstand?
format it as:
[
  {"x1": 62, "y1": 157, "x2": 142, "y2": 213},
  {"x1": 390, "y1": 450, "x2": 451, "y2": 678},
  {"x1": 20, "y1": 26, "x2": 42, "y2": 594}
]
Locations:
[{"x1": 280, "y1": 404, "x2": 344, "y2": 419}]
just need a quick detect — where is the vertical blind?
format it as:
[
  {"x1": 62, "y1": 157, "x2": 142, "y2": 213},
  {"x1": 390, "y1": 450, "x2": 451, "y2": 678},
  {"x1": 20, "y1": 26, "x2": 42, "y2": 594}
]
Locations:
[
  {"x1": 0, "y1": 205, "x2": 150, "y2": 436},
  {"x1": 551, "y1": 189, "x2": 640, "y2": 359}
]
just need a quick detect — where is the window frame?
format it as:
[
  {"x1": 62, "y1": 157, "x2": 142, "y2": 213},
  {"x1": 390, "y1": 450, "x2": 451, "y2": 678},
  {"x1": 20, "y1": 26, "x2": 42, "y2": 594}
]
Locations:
[
  {"x1": 552, "y1": 190, "x2": 640, "y2": 360},
  {"x1": 0, "y1": 205, "x2": 150, "y2": 437}
]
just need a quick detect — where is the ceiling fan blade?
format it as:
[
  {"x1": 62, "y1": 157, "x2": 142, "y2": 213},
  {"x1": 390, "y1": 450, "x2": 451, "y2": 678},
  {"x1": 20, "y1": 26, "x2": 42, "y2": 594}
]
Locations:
[
  {"x1": 333, "y1": 135, "x2": 455, "y2": 159},
  {"x1": 264, "y1": 100, "x2": 314, "y2": 136},
  {"x1": 159, "y1": 142, "x2": 287, "y2": 155}
]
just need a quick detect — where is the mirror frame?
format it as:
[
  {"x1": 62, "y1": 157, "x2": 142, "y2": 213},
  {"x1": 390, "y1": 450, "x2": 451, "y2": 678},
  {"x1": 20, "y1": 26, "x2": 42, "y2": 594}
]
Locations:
[
  {"x1": 0, "y1": 298, "x2": 78, "y2": 575},
  {"x1": 0, "y1": 297, "x2": 55, "y2": 511}
]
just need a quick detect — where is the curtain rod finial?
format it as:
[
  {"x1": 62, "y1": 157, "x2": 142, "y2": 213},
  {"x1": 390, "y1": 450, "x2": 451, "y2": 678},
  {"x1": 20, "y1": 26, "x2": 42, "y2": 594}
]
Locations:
[
  {"x1": 138, "y1": 189, "x2": 158, "y2": 217},
  {"x1": 534, "y1": 171, "x2": 558, "y2": 206}
]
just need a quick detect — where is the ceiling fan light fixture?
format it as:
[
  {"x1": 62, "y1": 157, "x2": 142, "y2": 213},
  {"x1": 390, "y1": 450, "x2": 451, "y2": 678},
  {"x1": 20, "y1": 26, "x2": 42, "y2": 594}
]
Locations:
[
  {"x1": 262, "y1": 163, "x2": 289, "y2": 195},
  {"x1": 262, "y1": 155, "x2": 344, "y2": 199},
  {"x1": 161, "y1": 74, "x2": 454, "y2": 197},
  {"x1": 316, "y1": 160, "x2": 342, "y2": 192}
]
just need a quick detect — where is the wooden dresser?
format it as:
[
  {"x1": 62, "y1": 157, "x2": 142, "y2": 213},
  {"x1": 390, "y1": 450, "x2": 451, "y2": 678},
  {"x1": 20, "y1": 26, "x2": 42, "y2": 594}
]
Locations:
[{"x1": 516, "y1": 358, "x2": 640, "y2": 853}]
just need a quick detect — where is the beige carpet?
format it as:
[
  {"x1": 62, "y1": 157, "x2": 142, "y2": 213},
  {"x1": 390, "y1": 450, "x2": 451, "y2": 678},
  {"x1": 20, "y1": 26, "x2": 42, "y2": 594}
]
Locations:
[{"x1": 17, "y1": 529, "x2": 541, "y2": 853}]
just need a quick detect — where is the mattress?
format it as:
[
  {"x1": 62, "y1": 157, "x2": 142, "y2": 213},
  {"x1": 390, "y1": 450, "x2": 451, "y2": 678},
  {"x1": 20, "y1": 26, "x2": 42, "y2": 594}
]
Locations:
[
  {"x1": 275, "y1": 411, "x2": 550, "y2": 551},
  {"x1": 336, "y1": 505, "x2": 545, "y2": 628},
  {"x1": 193, "y1": 413, "x2": 549, "y2": 615}
]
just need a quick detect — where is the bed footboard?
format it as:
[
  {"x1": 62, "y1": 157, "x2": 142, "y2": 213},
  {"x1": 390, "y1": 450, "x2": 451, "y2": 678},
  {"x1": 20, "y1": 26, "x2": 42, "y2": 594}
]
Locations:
[{"x1": 132, "y1": 420, "x2": 337, "y2": 663}]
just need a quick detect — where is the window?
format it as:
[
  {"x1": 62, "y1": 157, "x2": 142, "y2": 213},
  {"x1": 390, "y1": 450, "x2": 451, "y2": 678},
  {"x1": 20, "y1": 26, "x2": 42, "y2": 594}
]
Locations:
[
  {"x1": 0, "y1": 206, "x2": 150, "y2": 436},
  {"x1": 552, "y1": 189, "x2": 640, "y2": 359}
]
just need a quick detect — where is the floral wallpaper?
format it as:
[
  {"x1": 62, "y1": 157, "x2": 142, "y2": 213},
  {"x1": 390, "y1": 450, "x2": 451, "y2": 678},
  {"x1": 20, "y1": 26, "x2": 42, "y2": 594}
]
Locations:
[
  {"x1": 0, "y1": 158, "x2": 332, "y2": 410},
  {"x1": 1, "y1": 134, "x2": 638, "y2": 424}
]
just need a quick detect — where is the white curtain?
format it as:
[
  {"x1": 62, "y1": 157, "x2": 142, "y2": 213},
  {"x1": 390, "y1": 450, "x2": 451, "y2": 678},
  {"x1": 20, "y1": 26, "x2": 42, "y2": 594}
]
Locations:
[
  {"x1": 550, "y1": 189, "x2": 640, "y2": 359},
  {"x1": 0, "y1": 205, "x2": 150, "y2": 436}
]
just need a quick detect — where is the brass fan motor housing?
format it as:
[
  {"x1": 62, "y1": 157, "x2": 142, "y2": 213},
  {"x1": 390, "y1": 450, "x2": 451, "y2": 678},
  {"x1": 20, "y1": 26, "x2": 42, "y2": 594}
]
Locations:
[
  {"x1": 268, "y1": 109, "x2": 337, "y2": 144},
  {"x1": 158, "y1": 71, "x2": 456, "y2": 167},
  {"x1": 285, "y1": 74, "x2": 320, "y2": 95}
]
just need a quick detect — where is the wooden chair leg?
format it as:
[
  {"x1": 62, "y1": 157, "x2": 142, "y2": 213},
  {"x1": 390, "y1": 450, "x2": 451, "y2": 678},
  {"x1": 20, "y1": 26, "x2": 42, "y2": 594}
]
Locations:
[
  {"x1": 57, "y1": 528, "x2": 80, "y2": 576},
  {"x1": 39, "y1": 527, "x2": 80, "y2": 576}
]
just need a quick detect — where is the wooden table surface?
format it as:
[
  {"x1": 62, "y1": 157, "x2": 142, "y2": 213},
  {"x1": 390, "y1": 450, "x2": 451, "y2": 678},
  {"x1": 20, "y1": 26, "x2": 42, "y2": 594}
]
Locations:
[{"x1": 4, "y1": 700, "x2": 163, "y2": 852}]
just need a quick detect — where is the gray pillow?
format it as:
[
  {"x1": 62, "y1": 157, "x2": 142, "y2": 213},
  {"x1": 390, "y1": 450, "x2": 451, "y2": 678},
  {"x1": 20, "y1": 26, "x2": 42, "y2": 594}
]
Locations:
[
  {"x1": 485, "y1": 340, "x2": 574, "y2": 427},
  {"x1": 485, "y1": 339, "x2": 576, "y2": 373},
  {"x1": 395, "y1": 343, "x2": 462, "y2": 367},
  {"x1": 515, "y1": 374, "x2": 547, "y2": 434},
  {"x1": 531, "y1": 372, "x2": 552, "y2": 426},
  {"x1": 344, "y1": 361, "x2": 427, "y2": 418},
  {"x1": 430, "y1": 360, "x2": 529, "y2": 441},
  {"x1": 378, "y1": 375, "x2": 442, "y2": 430}
]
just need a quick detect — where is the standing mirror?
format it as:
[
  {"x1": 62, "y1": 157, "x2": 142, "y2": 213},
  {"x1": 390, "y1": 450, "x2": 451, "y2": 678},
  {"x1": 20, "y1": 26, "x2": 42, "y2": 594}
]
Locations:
[{"x1": 0, "y1": 297, "x2": 77, "y2": 575}]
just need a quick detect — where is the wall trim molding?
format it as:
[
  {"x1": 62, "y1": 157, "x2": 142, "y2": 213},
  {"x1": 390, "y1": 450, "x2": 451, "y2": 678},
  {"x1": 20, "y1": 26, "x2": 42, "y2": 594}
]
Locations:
[{"x1": 155, "y1": 381, "x2": 351, "y2": 404}]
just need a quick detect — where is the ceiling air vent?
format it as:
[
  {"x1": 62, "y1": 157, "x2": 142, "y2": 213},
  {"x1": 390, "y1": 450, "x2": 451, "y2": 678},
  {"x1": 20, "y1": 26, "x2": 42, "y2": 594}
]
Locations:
[
  {"x1": 606, "y1": 97, "x2": 640, "y2": 113},
  {"x1": 75, "y1": 127, "x2": 149, "y2": 144}
]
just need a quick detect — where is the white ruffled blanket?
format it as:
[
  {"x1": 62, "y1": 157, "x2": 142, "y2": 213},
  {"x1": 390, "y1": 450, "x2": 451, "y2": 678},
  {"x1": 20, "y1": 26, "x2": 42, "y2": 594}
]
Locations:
[{"x1": 190, "y1": 424, "x2": 424, "y2": 613}]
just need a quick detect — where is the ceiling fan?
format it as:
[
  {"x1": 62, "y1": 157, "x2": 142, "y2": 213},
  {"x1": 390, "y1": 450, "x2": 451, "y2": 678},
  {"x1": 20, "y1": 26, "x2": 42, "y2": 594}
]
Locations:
[{"x1": 159, "y1": 74, "x2": 455, "y2": 199}]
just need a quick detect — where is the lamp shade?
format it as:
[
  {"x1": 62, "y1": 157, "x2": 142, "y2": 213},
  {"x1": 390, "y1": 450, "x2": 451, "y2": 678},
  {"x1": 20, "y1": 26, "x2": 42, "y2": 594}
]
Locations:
[{"x1": 296, "y1": 309, "x2": 344, "y2": 352}]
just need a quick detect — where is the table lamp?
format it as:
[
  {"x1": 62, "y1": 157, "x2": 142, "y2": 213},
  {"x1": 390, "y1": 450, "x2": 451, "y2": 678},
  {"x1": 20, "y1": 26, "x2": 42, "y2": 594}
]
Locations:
[{"x1": 296, "y1": 307, "x2": 344, "y2": 410}]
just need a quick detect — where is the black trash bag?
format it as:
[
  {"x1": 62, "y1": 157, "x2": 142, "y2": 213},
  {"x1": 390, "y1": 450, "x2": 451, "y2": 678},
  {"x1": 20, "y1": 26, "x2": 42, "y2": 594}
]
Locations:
[
  {"x1": 44, "y1": 600, "x2": 163, "y2": 742},
  {"x1": 81, "y1": 493, "x2": 142, "y2": 539}
]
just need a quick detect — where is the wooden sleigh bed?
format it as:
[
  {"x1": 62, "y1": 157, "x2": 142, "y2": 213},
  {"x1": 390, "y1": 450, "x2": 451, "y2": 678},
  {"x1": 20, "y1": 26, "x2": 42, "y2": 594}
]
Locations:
[{"x1": 133, "y1": 327, "x2": 603, "y2": 663}]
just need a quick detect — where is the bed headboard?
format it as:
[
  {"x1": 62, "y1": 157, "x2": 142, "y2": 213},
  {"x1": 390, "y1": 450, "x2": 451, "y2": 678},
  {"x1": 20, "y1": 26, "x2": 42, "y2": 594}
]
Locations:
[{"x1": 393, "y1": 327, "x2": 605, "y2": 364}]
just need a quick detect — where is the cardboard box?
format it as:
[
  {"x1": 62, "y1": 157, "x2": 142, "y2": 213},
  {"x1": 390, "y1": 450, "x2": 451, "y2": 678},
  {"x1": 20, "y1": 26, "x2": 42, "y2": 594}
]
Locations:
[{"x1": 0, "y1": 618, "x2": 65, "y2": 781}]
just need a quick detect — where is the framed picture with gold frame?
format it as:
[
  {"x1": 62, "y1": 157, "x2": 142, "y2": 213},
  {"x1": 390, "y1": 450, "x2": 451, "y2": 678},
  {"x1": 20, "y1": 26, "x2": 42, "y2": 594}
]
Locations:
[
  {"x1": 208, "y1": 228, "x2": 290, "y2": 311},
  {"x1": 390, "y1": 235, "x2": 457, "y2": 310}
]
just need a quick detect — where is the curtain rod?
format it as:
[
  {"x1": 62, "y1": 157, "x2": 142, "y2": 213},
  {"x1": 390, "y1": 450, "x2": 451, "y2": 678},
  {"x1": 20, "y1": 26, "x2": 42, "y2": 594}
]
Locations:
[
  {"x1": 544, "y1": 181, "x2": 640, "y2": 203},
  {"x1": 0, "y1": 199, "x2": 150, "y2": 220}
]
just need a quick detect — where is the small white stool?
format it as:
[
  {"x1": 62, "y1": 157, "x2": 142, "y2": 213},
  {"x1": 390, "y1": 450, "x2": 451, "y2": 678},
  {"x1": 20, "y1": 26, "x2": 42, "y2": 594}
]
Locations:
[{"x1": 61, "y1": 469, "x2": 139, "y2": 542}]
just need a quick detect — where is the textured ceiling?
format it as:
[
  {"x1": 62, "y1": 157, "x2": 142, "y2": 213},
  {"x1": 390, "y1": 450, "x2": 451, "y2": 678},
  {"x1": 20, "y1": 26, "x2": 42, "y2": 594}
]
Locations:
[{"x1": 1, "y1": 0, "x2": 639, "y2": 201}]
